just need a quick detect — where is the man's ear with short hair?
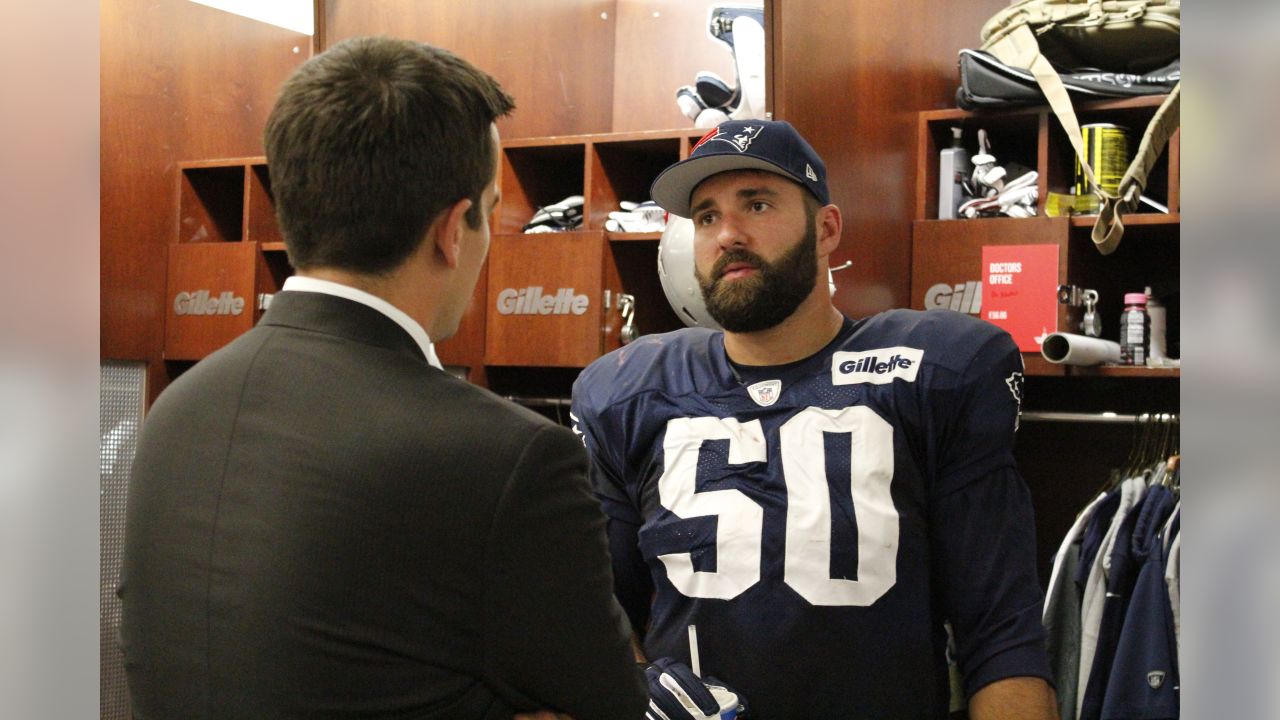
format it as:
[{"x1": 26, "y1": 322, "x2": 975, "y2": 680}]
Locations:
[{"x1": 433, "y1": 197, "x2": 474, "y2": 269}]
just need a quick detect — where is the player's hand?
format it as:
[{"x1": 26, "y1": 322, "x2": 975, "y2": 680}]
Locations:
[{"x1": 643, "y1": 657, "x2": 746, "y2": 719}]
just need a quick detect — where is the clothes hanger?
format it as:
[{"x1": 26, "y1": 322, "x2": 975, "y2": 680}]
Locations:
[{"x1": 1119, "y1": 413, "x2": 1153, "y2": 483}]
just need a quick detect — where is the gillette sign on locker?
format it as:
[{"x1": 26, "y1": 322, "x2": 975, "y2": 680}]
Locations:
[
  {"x1": 173, "y1": 290, "x2": 246, "y2": 316},
  {"x1": 496, "y1": 286, "x2": 589, "y2": 316},
  {"x1": 923, "y1": 281, "x2": 982, "y2": 314}
]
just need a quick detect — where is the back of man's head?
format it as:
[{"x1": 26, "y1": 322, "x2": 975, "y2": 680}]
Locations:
[{"x1": 265, "y1": 36, "x2": 515, "y2": 275}]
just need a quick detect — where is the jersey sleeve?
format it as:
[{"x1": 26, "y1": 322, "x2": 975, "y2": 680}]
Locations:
[
  {"x1": 929, "y1": 328, "x2": 1051, "y2": 698},
  {"x1": 571, "y1": 370, "x2": 655, "y2": 638},
  {"x1": 931, "y1": 465, "x2": 1053, "y2": 698},
  {"x1": 570, "y1": 372, "x2": 641, "y2": 527},
  {"x1": 934, "y1": 328, "x2": 1024, "y2": 495}
]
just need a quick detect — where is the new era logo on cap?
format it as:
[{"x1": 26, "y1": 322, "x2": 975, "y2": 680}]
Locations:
[{"x1": 651, "y1": 119, "x2": 830, "y2": 218}]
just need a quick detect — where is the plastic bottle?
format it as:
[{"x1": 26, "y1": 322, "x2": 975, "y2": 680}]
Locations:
[
  {"x1": 1119, "y1": 292, "x2": 1150, "y2": 365},
  {"x1": 937, "y1": 127, "x2": 970, "y2": 219},
  {"x1": 1145, "y1": 286, "x2": 1168, "y2": 366}
]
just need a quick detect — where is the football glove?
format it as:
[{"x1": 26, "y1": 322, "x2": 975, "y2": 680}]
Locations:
[{"x1": 643, "y1": 657, "x2": 745, "y2": 720}]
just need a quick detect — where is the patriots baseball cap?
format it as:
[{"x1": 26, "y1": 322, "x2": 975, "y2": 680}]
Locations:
[{"x1": 650, "y1": 120, "x2": 829, "y2": 218}]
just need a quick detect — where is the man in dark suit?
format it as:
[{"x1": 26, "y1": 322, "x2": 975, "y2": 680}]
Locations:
[{"x1": 118, "y1": 36, "x2": 646, "y2": 720}]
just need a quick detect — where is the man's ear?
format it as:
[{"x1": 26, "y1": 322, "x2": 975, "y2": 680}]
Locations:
[
  {"x1": 433, "y1": 197, "x2": 474, "y2": 269},
  {"x1": 816, "y1": 204, "x2": 843, "y2": 258}
]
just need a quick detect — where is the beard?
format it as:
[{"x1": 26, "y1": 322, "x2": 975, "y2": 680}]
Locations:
[{"x1": 695, "y1": 212, "x2": 818, "y2": 333}]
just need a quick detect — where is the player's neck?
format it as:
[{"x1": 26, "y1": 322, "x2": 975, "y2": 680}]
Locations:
[{"x1": 722, "y1": 292, "x2": 844, "y2": 367}]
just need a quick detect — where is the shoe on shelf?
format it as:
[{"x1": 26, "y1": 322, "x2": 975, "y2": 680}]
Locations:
[
  {"x1": 606, "y1": 200, "x2": 666, "y2": 233},
  {"x1": 522, "y1": 194, "x2": 584, "y2": 233}
]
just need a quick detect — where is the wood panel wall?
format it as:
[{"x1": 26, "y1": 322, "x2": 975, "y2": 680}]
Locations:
[
  {"x1": 324, "y1": 0, "x2": 617, "y2": 139},
  {"x1": 770, "y1": 0, "x2": 1008, "y2": 318},
  {"x1": 101, "y1": 0, "x2": 310, "y2": 400},
  {"x1": 609, "y1": 0, "x2": 737, "y2": 132},
  {"x1": 324, "y1": 0, "x2": 735, "y2": 137}
]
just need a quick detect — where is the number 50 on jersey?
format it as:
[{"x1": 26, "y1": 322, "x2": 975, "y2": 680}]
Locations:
[{"x1": 659, "y1": 406, "x2": 898, "y2": 608}]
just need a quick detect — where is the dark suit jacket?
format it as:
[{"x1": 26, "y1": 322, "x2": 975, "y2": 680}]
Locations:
[{"x1": 119, "y1": 291, "x2": 646, "y2": 719}]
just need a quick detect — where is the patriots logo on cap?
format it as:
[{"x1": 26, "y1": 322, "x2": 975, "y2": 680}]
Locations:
[{"x1": 695, "y1": 124, "x2": 765, "y2": 153}]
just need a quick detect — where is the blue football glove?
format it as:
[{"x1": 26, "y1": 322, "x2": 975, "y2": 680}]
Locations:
[{"x1": 643, "y1": 657, "x2": 746, "y2": 720}]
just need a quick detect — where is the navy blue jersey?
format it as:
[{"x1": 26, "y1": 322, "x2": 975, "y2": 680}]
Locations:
[{"x1": 571, "y1": 309, "x2": 1051, "y2": 720}]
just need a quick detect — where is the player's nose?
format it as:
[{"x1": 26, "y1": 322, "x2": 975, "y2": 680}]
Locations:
[{"x1": 715, "y1": 213, "x2": 749, "y2": 249}]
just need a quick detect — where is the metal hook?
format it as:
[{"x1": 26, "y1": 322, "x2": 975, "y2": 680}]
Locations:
[{"x1": 618, "y1": 293, "x2": 637, "y2": 344}]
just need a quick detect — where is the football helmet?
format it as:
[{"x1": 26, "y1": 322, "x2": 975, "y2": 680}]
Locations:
[{"x1": 657, "y1": 216, "x2": 722, "y2": 330}]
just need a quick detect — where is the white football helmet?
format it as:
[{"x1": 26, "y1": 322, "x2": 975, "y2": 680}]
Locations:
[{"x1": 657, "y1": 216, "x2": 722, "y2": 330}]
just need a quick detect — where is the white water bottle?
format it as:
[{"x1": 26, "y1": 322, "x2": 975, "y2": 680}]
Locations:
[
  {"x1": 938, "y1": 127, "x2": 970, "y2": 219},
  {"x1": 1146, "y1": 286, "x2": 1168, "y2": 366}
]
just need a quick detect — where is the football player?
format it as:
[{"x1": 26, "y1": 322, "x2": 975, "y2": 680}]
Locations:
[{"x1": 571, "y1": 120, "x2": 1057, "y2": 719}]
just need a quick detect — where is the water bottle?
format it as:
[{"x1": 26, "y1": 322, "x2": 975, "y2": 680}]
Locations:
[
  {"x1": 1145, "y1": 286, "x2": 1168, "y2": 366},
  {"x1": 1119, "y1": 292, "x2": 1149, "y2": 365},
  {"x1": 937, "y1": 127, "x2": 970, "y2": 219}
]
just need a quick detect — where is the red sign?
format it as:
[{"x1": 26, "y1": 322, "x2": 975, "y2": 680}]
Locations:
[{"x1": 980, "y1": 244, "x2": 1059, "y2": 352}]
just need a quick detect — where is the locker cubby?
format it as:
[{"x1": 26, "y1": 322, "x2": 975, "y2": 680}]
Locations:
[
  {"x1": 1045, "y1": 97, "x2": 1178, "y2": 214},
  {"x1": 607, "y1": 240, "x2": 682, "y2": 341},
  {"x1": 177, "y1": 163, "x2": 246, "y2": 242},
  {"x1": 498, "y1": 141, "x2": 586, "y2": 234},
  {"x1": 588, "y1": 136, "x2": 685, "y2": 228},
  {"x1": 246, "y1": 163, "x2": 283, "y2": 245},
  {"x1": 916, "y1": 107, "x2": 1042, "y2": 222},
  {"x1": 915, "y1": 94, "x2": 1179, "y2": 223}
]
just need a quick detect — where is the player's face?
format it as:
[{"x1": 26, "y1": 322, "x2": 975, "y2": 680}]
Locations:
[{"x1": 689, "y1": 170, "x2": 818, "y2": 333}]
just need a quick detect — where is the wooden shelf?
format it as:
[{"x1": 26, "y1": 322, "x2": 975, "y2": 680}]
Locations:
[
  {"x1": 260, "y1": 241, "x2": 287, "y2": 252},
  {"x1": 1023, "y1": 353, "x2": 1180, "y2": 378},
  {"x1": 606, "y1": 231, "x2": 661, "y2": 242},
  {"x1": 915, "y1": 213, "x2": 1180, "y2": 229},
  {"x1": 1068, "y1": 213, "x2": 1180, "y2": 228},
  {"x1": 1067, "y1": 364, "x2": 1180, "y2": 378},
  {"x1": 1022, "y1": 353, "x2": 1066, "y2": 377},
  {"x1": 918, "y1": 93, "x2": 1172, "y2": 124},
  {"x1": 504, "y1": 127, "x2": 701, "y2": 148}
]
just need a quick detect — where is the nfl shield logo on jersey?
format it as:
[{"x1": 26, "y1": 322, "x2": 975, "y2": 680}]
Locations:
[
  {"x1": 747, "y1": 379, "x2": 782, "y2": 407},
  {"x1": 1147, "y1": 671, "x2": 1166, "y2": 689}
]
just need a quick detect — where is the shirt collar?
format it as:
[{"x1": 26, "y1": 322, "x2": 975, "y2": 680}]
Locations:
[{"x1": 281, "y1": 275, "x2": 443, "y2": 369}]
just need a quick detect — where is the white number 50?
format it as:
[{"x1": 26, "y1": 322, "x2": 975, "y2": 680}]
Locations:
[{"x1": 658, "y1": 406, "x2": 898, "y2": 607}]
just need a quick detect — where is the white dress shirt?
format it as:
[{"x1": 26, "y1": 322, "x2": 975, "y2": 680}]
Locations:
[{"x1": 280, "y1": 275, "x2": 443, "y2": 370}]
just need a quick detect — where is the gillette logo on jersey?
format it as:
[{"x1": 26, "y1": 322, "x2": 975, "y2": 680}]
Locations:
[{"x1": 832, "y1": 347, "x2": 924, "y2": 385}]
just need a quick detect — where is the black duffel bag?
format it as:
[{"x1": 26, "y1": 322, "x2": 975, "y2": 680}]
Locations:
[{"x1": 956, "y1": 48, "x2": 1180, "y2": 110}]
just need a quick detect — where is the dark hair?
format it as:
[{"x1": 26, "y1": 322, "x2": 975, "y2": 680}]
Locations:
[{"x1": 265, "y1": 36, "x2": 515, "y2": 274}]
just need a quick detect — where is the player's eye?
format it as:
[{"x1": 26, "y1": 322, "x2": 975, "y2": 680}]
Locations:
[
  {"x1": 749, "y1": 200, "x2": 770, "y2": 213},
  {"x1": 695, "y1": 211, "x2": 718, "y2": 226}
]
